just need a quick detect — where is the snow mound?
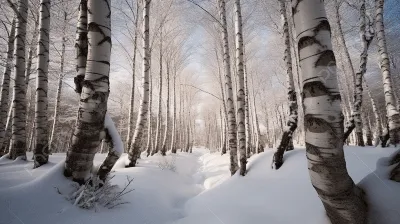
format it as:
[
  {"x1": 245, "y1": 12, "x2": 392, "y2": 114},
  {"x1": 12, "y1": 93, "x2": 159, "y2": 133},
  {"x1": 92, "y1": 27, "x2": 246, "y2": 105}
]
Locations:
[{"x1": 0, "y1": 147, "x2": 398, "y2": 224}]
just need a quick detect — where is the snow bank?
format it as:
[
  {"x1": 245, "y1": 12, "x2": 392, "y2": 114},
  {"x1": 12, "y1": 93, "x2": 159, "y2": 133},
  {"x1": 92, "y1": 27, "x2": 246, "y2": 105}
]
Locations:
[
  {"x1": 173, "y1": 146, "x2": 399, "y2": 224},
  {"x1": 0, "y1": 146, "x2": 398, "y2": 224}
]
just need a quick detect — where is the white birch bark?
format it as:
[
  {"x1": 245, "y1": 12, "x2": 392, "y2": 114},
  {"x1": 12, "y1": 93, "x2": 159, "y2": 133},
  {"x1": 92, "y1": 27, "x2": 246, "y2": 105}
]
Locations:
[
  {"x1": 126, "y1": 2, "x2": 140, "y2": 150},
  {"x1": 33, "y1": 0, "x2": 51, "y2": 168},
  {"x1": 343, "y1": 0, "x2": 374, "y2": 145},
  {"x1": 73, "y1": 0, "x2": 88, "y2": 94},
  {"x1": 234, "y1": 0, "x2": 247, "y2": 176},
  {"x1": 375, "y1": 0, "x2": 400, "y2": 145},
  {"x1": 292, "y1": 0, "x2": 367, "y2": 222},
  {"x1": 161, "y1": 64, "x2": 170, "y2": 156},
  {"x1": 364, "y1": 80, "x2": 382, "y2": 146},
  {"x1": 146, "y1": 73, "x2": 153, "y2": 156},
  {"x1": 9, "y1": 0, "x2": 29, "y2": 160},
  {"x1": 127, "y1": 0, "x2": 151, "y2": 167},
  {"x1": 273, "y1": 0, "x2": 298, "y2": 169},
  {"x1": 0, "y1": 19, "x2": 16, "y2": 156},
  {"x1": 64, "y1": 0, "x2": 112, "y2": 182},
  {"x1": 152, "y1": 40, "x2": 163, "y2": 156},
  {"x1": 217, "y1": 0, "x2": 238, "y2": 175},
  {"x1": 170, "y1": 72, "x2": 177, "y2": 153},
  {"x1": 49, "y1": 12, "x2": 67, "y2": 152},
  {"x1": 244, "y1": 65, "x2": 251, "y2": 159},
  {"x1": 25, "y1": 19, "x2": 39, "y2": 87}
]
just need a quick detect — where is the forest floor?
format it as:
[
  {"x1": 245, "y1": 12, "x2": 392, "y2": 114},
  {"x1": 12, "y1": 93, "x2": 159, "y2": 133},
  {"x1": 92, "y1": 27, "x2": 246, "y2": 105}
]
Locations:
[{"x1": 0, "y1": 146, "x2": 399, "y2": 224}]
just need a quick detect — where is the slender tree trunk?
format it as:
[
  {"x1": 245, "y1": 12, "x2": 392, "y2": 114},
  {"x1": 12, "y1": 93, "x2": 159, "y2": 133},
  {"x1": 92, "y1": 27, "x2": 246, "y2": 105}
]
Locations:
[
  {"x1": 153, "y1": 40, "x2": 163, "y2": 156},
  {"x1": 49, "y1": 12, "x2": 67, "y2": 153},
  {"x1": 126, "y1": 2, "x2": 140, "y2": 150},
  {"x1": 64, "y1": 0, "x2": 112, "y2": 182},
  {"x1": 73, "y1": 0, "x2": 88, "y2": 94},
  {"x1": 364, "y1": 80, "x2": 382, "y2": 146},
  {"x1": 25, "y1": 19, "x2": 39, "y2": 88},
  {"x1": 233, "y1": 0, "x2": 246, "y2": 176},
  {"x1": 9, "y1": 0, "x2": 29, "y2": 160},
  {"x1": 161, "y1": 64, "x2": 170, "y2": 156},
  {"x1": 244, "y1": 65, "x2": 251, "y2": 159},
  {"x1": 273, "y1": 0, "x2": 298, "y2": 169},
  {"x1": 33, "y1": 0, "x2": 51, "y2": 168},
  {"x1": 293, "y1": 0, "x2": 367, "y2": 222},
  {"x1": 343, "y1": 0, "x2": 374, "y2": 145},
  {"x1": 0, "y1": 19, "x2": 16, "y2": 156},
  {"x1": 375, "y1": 0, "x2": 400, "y2": 145},
  {"x1": 217, "y1": 0, "x2": 238, "y2": 175},
  {"x1": 362, "y1": 109, "x2": 373, "y2": 146},
  {"x1": 127, "y1": 0, "x2": 151, "y2": 167},
  {"x1": 216, "y1": 49, "x2": 228, "y2": 155},
  {"x1": 146, "y1": 73, "x2": 153, "y2": 156},
  {"x1": 171, "y1": 73, "x2": 177, "y2": 153}
]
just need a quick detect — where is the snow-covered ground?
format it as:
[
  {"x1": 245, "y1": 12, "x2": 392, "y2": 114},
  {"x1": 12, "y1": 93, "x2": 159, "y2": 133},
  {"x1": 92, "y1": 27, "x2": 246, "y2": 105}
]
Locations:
[{"x1": 0, "y1": 146, "x2": 399, "y2": 224}]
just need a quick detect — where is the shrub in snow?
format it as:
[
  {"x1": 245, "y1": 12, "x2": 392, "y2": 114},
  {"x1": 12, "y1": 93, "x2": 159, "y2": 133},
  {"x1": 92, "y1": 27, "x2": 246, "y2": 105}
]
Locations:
[
  {"x1": 157, "y1": 155, "x2": 177, "y2": 172},
  {"x1": 59, "y1": 175, "x2": 133, "y2": 211}
]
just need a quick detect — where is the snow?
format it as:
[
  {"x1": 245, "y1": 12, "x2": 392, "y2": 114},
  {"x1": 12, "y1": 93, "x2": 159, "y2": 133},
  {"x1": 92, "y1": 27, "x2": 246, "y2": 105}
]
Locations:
[
  {"x1": 0, "y1": 146, "x2": 399, "y2": 224},
  {"x1": 104, "y1": 113, "x2": 124, "y2": 156}
]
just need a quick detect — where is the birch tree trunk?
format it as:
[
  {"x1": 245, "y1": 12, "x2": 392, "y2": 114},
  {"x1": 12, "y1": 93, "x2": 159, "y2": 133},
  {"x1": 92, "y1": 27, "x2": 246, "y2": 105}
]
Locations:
[
  {"x1": 152, "y1": 40, "x2": 163, "y2": 156},
  {"x1": 216, "y1": 49, "x2": 228, "y2": 154},
  {"x1": 127, "y1": 0, "x2": 151, "y2": 167},
  {"x1": 292, "y1": 0, "x2": 367, "y2": 222},
  {"x1": 73, "y1": 0, "x2": 88, "y2": 94},
  {"x1": 343, "y1": 0, "x2": 374, "y2": 145},
  {"x1": 375, "y1": 0, "x2": 400, "y2": 145},
  {"x1": 171, "y1": 72, "x2": 177, "y2": 153},
  {"x1": 33, "y1": 0, "x2": 51, "y2": 167},
  {"x1": 273, "y1": 0, "x2": 298, "y2": 169},
  {"x1": 146, "y1": 74, "x2": 153, "y2": 156},
  {"x1": 161, "y1": 64, "x2": 170, "y2": 156},
  {"x1": 25, "y1": 19, "x2": 39, "y2": 87},
  {"x1": 0, "y1": 19, "x2": 15, "y2": 156},
  {"x1": 1, "y1": 106, "x2": 13, "y2": 154},
  {"x1": 49, "y1": 12, "x2": 67, "y2": 152},
  {"x1": 126, "y1": 2, "x2": 140, "y2": 150},
  {"x1": 217, "y1": 0, "x2": 238, "y2": 175},
  {"x1": 244, "y1": 66, "x2": 251, "y2": 159},
  {"x1": 364, "y1": 80, "x2": 382, "y2": 146},
  {"x1": 64, "y1": 0, "x2": 112, "y2": 182},
  {"x1": 9, "y1": 0, "x2": 29, "y2": 160},
  {"x1": 233, "y1": 0, "x2": 246, "y2": 176}
]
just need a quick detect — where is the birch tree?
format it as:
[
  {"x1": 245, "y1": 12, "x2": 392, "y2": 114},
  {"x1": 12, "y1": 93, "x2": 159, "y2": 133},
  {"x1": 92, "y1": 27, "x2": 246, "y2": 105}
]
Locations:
[
  {"x1": 65, "y1": 0, "x2": 116, "y2": 182},
  {"x1": 272, "y1": 0, "x2": 298, "y2": 170},
  {"x1": 49, "y1": 9, "x2": 70, "y2": 152},
  {"x1": 292, "y1": 0, "x2": 367, "y2": 222},
  {"x1": 375, "y1": 0, "x2": 400, "y2": 145},
  {"x1": 152, "y1": 37, "x2": 163, "y2": 156},
  {"x1": 8, "y1": 0, "x2": 29, "y2": 160},
  {"x1": 126, "y1": 0, "x2": 140, "y2": 150},
  {"x1": 127, "y1": 0, "x2": 152, "y2": 167},
  {"x1": 234, "y1": 0, "x2": 247, "y2": 176},
  {"x1": 33, "y1": 0, "x2": 51, "y2": 168},
  {"x1": 343, "y1": 0, "x2": 374, "y2": 144},
  {"x1": 161, "y1": 62, "x2": 170, "y2": 156},
  {"x1": 217, "y1": 0, "x2": 238, "y2": 175},
  {"x1": 0, "y1": 19, "x2": 15, "y2": 156}
]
